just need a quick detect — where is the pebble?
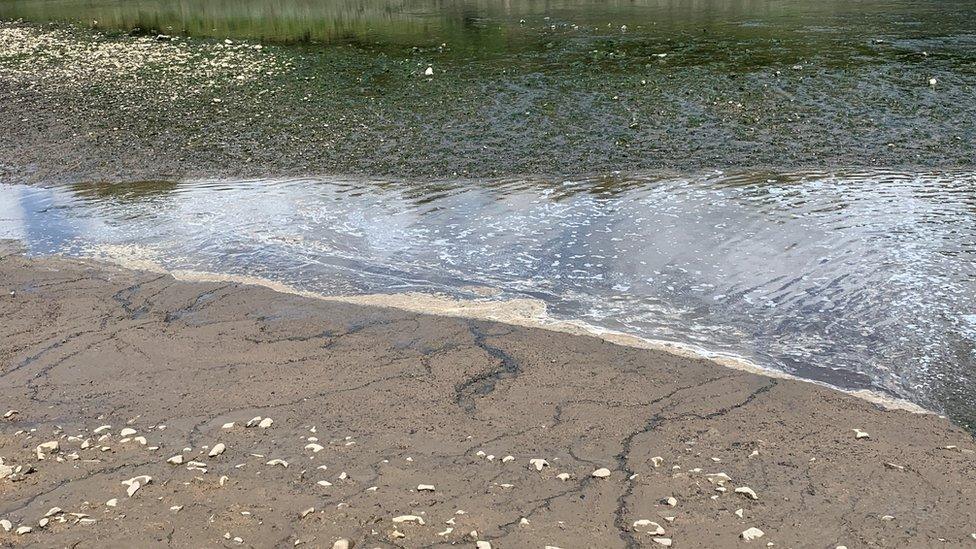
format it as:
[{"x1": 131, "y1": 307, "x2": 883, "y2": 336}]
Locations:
[
  {"x1": 2, "y1": 410, "x2": 17, "y2": 419},
  {"x1": 170, "y1": 505, "x2": 183, "y2": 512},
  {"x1": 266, "y1": 459, "x2": 289, "y2": 467},
  {"x1": 222, "y1": 422, "x2": 235, "y2": 429},
  {"x1": 16, "y1": 526, "x2": 32, "y2": 535},
  {"x1": 741, "y1": 527, "x2": 765, "y2": 541},
  {"x1": 556, "y1": 473, "x2": 571, "y2": 481},
  {"x1": 305, "y1": 443, "x2": 324, "y2": 453},
  {"x1": 106, "y1": 499, "x2": 118, "y2": 507},
  {"x1": 853, "y1": 429, "x2": 870, "y2": 440},
  {"x1": 653, "y1": 539, "x2": 673, "y2": 547},
  {"x1": 300, "y1": 507, "x2": 315, "y2": 518},
  {"x1": 519, "y1": 518, "x2": 530, "y2": 526},
  {"x1": 592, "y1": 468, "x2": 612, "y2": 478},
  {"x1": 705, "y1": 472, "x2": 732, "y2": 485},
  {"x1": 476, "y1": 542, "x2": 492, "y2": 549},
  {"x1": 424, "y1": 66, "x2": 434, "y2": 76},
  {"x1": 735, "y1": 509, "x2": 744, "y2": 518},
  {"x1": 209, "y1": 443, "x2": 226, "y2": 457},
  {"x1": 35, "y1": 441, "x2": 59, "y2": 459},
  {"x1": 93, "y1": 425, "x2": 112, "y2": 434},
  {"x1": 417, "y1": 484, "x2": 435, "y2": 491},
  {"x1": 502, "y1": 455, "x2": 515, "y2": 463},
  {"x1": 0, "y1": 519, "x2": 10, "y2": 532},
  {"x1": 317, "y1": 480, "x2": 333, "y2": 487},
  {"x1": 258, "y1": 418, "x2": 274, "y2": 428},
  {"x1": 529, "y1": 458, "x2": 549, "y2": 471},
  {"x1": 735, "y1": 487, "x2": 759, "y2": 500},
  {"x1": 119, "y1": 428, "x2": 137, "y2": 437},
  {"x1": 928, "y1": 78, "x2": 937, "y2": 87},
  {"x1": 392, "y1": 515, "x2": 425, "y2": 525},
  {"x1": 331, "y1": 540, "x2": 352, "y2": 549},
  {"x1": 651, "y1": 456, "x2": 664, "y2": 467},
  {"x1": 44, "y1": 507, "x2": 62, "y2": 517},
  {"x1": 666, "y1": 497, "x2": 678, "y2": 506}
]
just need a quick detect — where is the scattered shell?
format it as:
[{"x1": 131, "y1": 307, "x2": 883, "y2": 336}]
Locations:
[
  {"x1": 417, "y1": 484, "x2": 435, "y2": 491},
  {"x1": 209, "y1": 443, "x2": 226, "y2": 457},
  {"x1": 437, "y1": 528, "x2": 454, "y2": 536},
  {"x1": 219, "y1": 475, "x2": 229, "y2": 486},
  {"x1": 246, "y1": 417, "x2": 262, "y2": 427},
  {"x1": 741, "y1": 527, "x2": 765, "y2": 541},
  {"x1": 735, "y1": 487, "x2": 759, "y2": 500},
  {"x1": 633, "y1": 519, "x2": 665, "y2": 535},
  {"x1": 392, "y1": 515, "x2": 425, "y2": 525},
  {"x1": 529, "y1": 458, "x2": 549, "y2": 471},
  {"x1": 592, "y1": 468, "x2": 612, "y2": 478},
  {"x1": 519, "y1": 518, "x2": 530, "y2": 526},
  {"x1": 2, "y1": 410, "x2": 17, "y2": 419},
  {"x1": 38, "y1": 518, "x2": 49, "y2": 528}
]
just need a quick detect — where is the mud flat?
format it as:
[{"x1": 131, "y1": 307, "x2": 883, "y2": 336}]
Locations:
[{"x1": 1, "y1": 246, "x2": 975, "y2": 548}]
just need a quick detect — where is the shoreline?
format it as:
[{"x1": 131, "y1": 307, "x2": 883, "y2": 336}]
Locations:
[
  {"x1": 88, "y1": 243, "x2": 931, "y2": 416},
  {"x1": 2, "y1": 248, "x2": 974, "y2": 547}
]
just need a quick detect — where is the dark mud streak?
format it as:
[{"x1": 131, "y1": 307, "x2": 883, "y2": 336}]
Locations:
[{"x1": 454, "y1": 321, "x2": 521, "y2": 413}]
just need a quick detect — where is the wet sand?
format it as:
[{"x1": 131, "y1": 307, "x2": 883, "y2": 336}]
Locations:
[{"x1": 1, "y1": 246, "x2": 975, "y2": 548}]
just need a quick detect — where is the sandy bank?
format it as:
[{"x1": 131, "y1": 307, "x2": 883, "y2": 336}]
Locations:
[{"x1": 1, "y1": 249, "x2": 975, "y2": 548}]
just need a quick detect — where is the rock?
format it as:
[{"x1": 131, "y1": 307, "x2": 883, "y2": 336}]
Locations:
[
  {"x1": 741, "y1": 527, "x2": 765, "y2": 541},
  {"x1": 126, "y1": 481, "x2": 142, "y2": 497},
  {"x1": 519, "y1": 518, "x2": 530, "y2": 526},
  {"x1": 651, "y1": 456, "x2": 664, "y2": 467},
  {"x1": 317, "y1": 480, "x2": 333, "y2": 487},
  {"x1": 592, "y1": 468, "x2": 612, "y2": 478},
  {"x1": 305, "y1": 443, "x2": 324, "y2": 453},
  {"x1": 246, "y1": 417, "x2": 262, "y2": 427},
  {"x1": 170, "y1": 505, "x2": 183, "y2": 512},
  {"x1": 106, "y1": 498, "x2": 118, "y2": 507},
  {"x1": 35, "y1": 441, "x2": 59, "y2": 459},
  {"x1": 392, "y1": 515, "x2": 425, "y2": 525},
  {"x1": 390, "y1": 531, "x2": 405, "y2": 540},
  {"x1": 0, "y1": 461, "x2": 12, "y2": 479},
  {"x1": 502, "y1": 455, "x2": 515, "y2": 463},
  {"x1": 735, "y1": 509, "x2": 744, "y2": 518},
  {"x1": 122, "y1": 475, "x2": 151, "y2": 497},
  {"x1": 38, "y1": 518, "x2": 49, "y2": 528},
  {"x1": 476, "y1": 542, "x2": 492, "y2": 549},
  {"x1": 928, "y1": 77, "x2": 937, "y2": 87},
  {"x1": 2, "y1": 410, "x2": 17, "y2": 419},
  {"x1": 417, "y1": 484, "x2": 435, "y2": 491},
  {"x1": 300, "y1": 507, "x2": 315, "y2": 519},
  {"x1": 93, "y1": 425, "x2": 112, "y2": 434},
  {"x1": 167, "y1": 455, "x2": 184, "y2": 465},
  {"x1": 44, "y1": 507, "x2": 62, "y2": 517},
  {"x1": 266, "y1": 459, "x2": 288, "y2": 467},
  {"x1": 853, "y1": 429, "x2": 870, "y2": 440},
  {"x1": 16, "y1": 526, "x2": 31, "y2": 535},
  {"x1": 0, "y1": 519, "x2": 11, "y2": 532},
  {"x1": 653, "y1": 539, "x2": 673, "y2": 547},
  {"x1": 437, "y1": 527, "x2": 454, "y2": 536},
  {"x1": 556, "y1": 473, "x2": 571, "y2": 481},
  {"x1": 119, "y1": 428, "x2": 137, "y2": 437},
  {"x1": 222, "y1": 422, "x2": 235, "y2": 429},
  {"x1": 633, "y1": 519, "x2": 665, "y2": 535},
  {"x1": 219, "y1": 475, "x2": 229, "y2": 486},
  {"x1": 529, "y1": 458, "x2": 549, "y2": 471},
  {"x1": 258, "y1": 418, "x2": 273, "y2": 428},
  {"x1": 331, "y1": 540, "x2": 353, "y2": 549},
  {"x1": 424, "y1": 66, "x2": 434, "y2": 76},
  {"x1": 735, "y1": 487, "x2": 759, "y2": 500},
  {"x1": 666, "y1": 497, "x2": 678, "y2": 507},
  {"x1": 133, "y1": 436, "x2": 147, "y2": 445},
  {"x1": 209, "y1": 443, "x2": 226, "y2": 457}
]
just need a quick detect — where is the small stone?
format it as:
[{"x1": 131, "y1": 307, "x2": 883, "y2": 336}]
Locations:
[
  {"x1": 258, "y1": 418, "x2": 274, "y2": 428},
  {"x1": 651, "y1": 456, "x2": 664, "y2": 467},
  {"x1": 556, "y1": 473, "x2": 571, "y2": 481},
  {"x1": 0, "y1": 519, "x2": 11, "y2": 532},
  {"x1": 2, "y1": 410, "x2": 17, "y2": 419},
  {"x1": 133, "y1": 436, "x2": 147, "y2": 445},
  {"x1": 266, "y1": 459, "x2": 289, "y2": 467},
  {"x1": 424, "y1": 66, "x2": 434, "y2": 76},
  {"x1": 300, "y1": 507, "x2": 315, "y2": 519},
  {"x1": 222, "y1": 422, "x2": 235, "y2": 429},
  {"x1": 93, "y1": 425, "x2": 112, "y2": 434},
  {"x1": 735, "y1": 509, "x2": 744, "y2": 518},
  {"x1": 741, "y1": 527, "x2": 765, "y2": 541},
  {"x1": 170, "y1": 505, "x2": 183, "y2": 512},
  {"x1": 106, "y1": 499, "x2": 118, "y2": 507},
  {"x1": 748, "y1": 450, "x2": 759, "y2": 458},
  {"x1": 305, "y1": 443, "x2": 324, "y2": 453},
  {"x1": 35, "y1": 441, "x2": 59, "y2": 459},
  {"x1": 390, "y1": 531, "x2": 405, "y2": 540},
  {"x1": 705, "y1": 472, "x2": 732, "y2": 485},
  {"x1": 853, "y1": 429, "x2": 870, "y2": 440},
  {"x1": 38, "y1": 518, "x2": 49, "y2": 528},
  {"x1": 476, "y1": 542, "x2": 492, "y2": 549},
  {"x1": 16, "y1": 526, "x2": 32, "y2": 535},
  {"x1": 502, "y1": 455, "x2": 515, "y2": 463},
  {"x1": 529, "y1": 458, "x2": 549, "y2": 471},
  {"x1": 119, "y1": 428, "x2": 137, "y2": 437},
  {"x1": 928, "y1": 77, "x2": 937, "y2": 87},
  {"x1": 592, "y1": 468, "x2": 612, "y2": 478},
  {"x1": 652, "y1": 539, "x2": 673, "y2": 547},
  {"x1": 44, "y1": 507, "x2": 62, "y2": 517},
  {"x1": 246, "y1": 417, "x2": 262, "y2": 427},
  {"x1": 167, "y1": 455, "x2": 184, "y2": 465},
  {"x1": 666, "y1": 497, "x2": 678, "y2": 507},
  {"x1": 317, "y1": 480, "x2": 333, "y2": 487},
  {"x1": 392, "y1": 515, "x2": 425, "y2": 525},
  {"x1": 331, "y1": 540, "x2": 353, "y2": 549},
  {"x1": 417, "y1": 484, "x2": 435, "y2": 491},
  {"x1": 735, "y1": 487, "x2": 759, "y2": 500},
  {"x1": 209, "y1": 443, "x2": 226, "y2": 457},
  {"x1": 519, "y1": 518, "x2": 530, "y2": 526}
]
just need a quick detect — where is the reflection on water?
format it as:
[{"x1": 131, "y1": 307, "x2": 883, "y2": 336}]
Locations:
[{"x1": 1, "y1": 171, "x2": 974, "y2": 427}]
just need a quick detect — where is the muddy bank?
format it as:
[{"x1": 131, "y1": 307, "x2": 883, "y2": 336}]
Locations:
[
  {"x1": 1, "y1": 248, "x2": 975, "y2": 547},
  {"x1": 1, "y1": 19, "x2": 975, "y2": 185}
]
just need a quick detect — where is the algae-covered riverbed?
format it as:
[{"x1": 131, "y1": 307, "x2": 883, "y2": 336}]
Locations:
[{"x1": 1, "y1": 0, "x2": 975, "y2": 183}]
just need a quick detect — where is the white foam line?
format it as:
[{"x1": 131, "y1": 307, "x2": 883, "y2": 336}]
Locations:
[{"x1": 88, "y1": 243, "x2": 931, "y2": 415}]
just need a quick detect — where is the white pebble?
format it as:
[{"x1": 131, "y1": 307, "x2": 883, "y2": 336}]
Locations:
[
  {"x1": 735, "y1": 487, "x2": 759, "y2": 500},
  {"x1": 209, "y1": 443, "x2": 226, "y2": 457},
  {"x1": 592, "y1": 468, "x2": 612, "y2": 478},
  {"x1": 392, "y1": 515, "x2": 425, "y2": 525},
  {"x1": 741, "y1": 527, "x2": 764, "y2": 541}
]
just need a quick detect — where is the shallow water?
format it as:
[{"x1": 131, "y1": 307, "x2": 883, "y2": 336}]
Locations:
[{"x1": 2, "y1": 171, "x2": 974, "y2": 426}]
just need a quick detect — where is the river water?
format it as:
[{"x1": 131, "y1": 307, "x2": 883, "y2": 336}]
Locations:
[{"x1": 2, "y1": 171, "x2": 974, "y2": 426}]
